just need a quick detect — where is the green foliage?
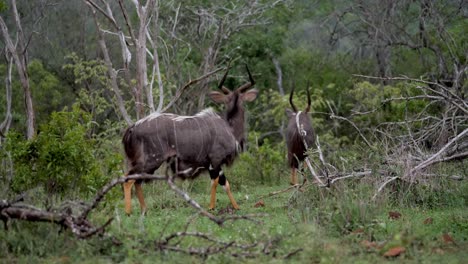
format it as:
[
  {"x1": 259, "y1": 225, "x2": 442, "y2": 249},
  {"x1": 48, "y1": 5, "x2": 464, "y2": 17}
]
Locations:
[
  {"x1": 345, "y1": 81, "x2": 429, "y2": 128},
  {"x1": 0, "y1": 60, "x2": 74, "y2": 133},
  {"x1": 29, "y1": 60, "x2": 75, "y2": 126},
  {"x1": 0, "y1": 1, "x2": 6, "y2": 12},
  {"x1": 5, "y1": 104, "x2": 119, "y2": 198},
  {"x1": 63, "y1": 53, "x2": 108, "y2": 86},
  {"x1": 227, "y1": 133, "x2": 287, "y2": 186},
  {"x1": 1, "y1": 178, "x2": 466, "y2": 263},
  {"x1": 63, "y1": 53, "x2": 126, "y2": 133}
]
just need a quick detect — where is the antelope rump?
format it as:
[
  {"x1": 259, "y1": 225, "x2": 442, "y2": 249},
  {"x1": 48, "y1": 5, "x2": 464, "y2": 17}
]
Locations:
[{"x1": 285, "y1": 83, "x2": 315, "y2": 185}]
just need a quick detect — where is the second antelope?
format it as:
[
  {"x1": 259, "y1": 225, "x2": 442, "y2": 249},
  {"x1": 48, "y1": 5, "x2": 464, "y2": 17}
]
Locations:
[
  {"x1": 285, "y1": 83, "x2": 315, "y2": 185},
  {"x1": 122, "y1": 65, "x2": 258, "y2": 215}
]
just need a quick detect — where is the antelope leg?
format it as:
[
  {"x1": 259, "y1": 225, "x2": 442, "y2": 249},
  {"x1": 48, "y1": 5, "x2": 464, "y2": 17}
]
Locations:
[
  {"x1": 135, "y1": 182, "x2": 147, "y2": 215},
  {"x1": 218, "y1": 171, "x2": 240, "y2": 210},
  {"x1": 290, "y1": 167, "x2": 297, "y2": 185},
  {"x1": 223, "y1": 179, "x2": 240, "y2": 210},
  {"x1": 302, "y1": 161, "x2": 308, "y2": 183},
  {"x1": 209, "y1": 177, "x2": 219, "y2": 210},
  {"x1": 123, "y1": 179, "x2": 135, "y2": 215}
]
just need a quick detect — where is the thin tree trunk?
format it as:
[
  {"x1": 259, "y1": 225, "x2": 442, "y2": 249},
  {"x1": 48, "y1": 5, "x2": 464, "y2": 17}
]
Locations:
[
  {"x1": 89, "y1": 8, "x2": 133, "y2": 125},
  {"x1": 152, "y1": 0, "x2": 165, "y2": 113},
  {"x1": 0, "y1": 52, "x2": 13, "y2": 135},
  {"x1": 0, "y1": 4, "x2": 35, "y2": 139},
  {"x1": 272, "y1": 56, "x2": 285, "y2": 137},
  {"x1": 134, "y1": 0, "x2": 156, "y2": 118},
  {"x1": 272, "y1": 56, "x2": 285, "y2": 96}
]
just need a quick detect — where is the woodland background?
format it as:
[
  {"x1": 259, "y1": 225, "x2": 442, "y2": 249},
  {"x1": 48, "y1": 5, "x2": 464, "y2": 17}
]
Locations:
[{"x1": 0, "y1": 0, "x2": 466, "y2": 263}]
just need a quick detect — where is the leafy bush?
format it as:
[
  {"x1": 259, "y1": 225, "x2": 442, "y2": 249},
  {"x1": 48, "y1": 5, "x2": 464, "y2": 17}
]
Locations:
[
  {"x1": 5, "y1": 104, "x2": 120, "y2": 198},
  {"x1": 346, "y1": 81, "x2": 429, "y2": 126},
  {"x1": 227, "y1": 133, "x2": 287, "y2": 187}
]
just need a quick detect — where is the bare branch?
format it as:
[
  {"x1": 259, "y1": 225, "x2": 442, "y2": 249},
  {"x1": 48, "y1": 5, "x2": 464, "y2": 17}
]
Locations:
[
  {"x1": 372, "y1": 176, "x2": 399, "y2": 200},
  {"x1": 330, "y1": 170, "x2": 372, "y2": 184},
  {"x1": 161, "y1": 67, "x2": 224, "y2": 112},
  {"x1": 410, "y1": 128, "x2": 468, "y2": 174},
  {"x1": 89, "y1": 7, "x2": 133, "y2": 125},
  {"x1": 328, "y1": 104, "x2": 373, "y2": 148}
]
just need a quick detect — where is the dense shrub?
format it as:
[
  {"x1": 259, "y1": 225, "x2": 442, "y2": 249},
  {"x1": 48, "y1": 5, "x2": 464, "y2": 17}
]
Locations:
[
  {"x1": 227, "y1": 133, "x2": 287, "y2": 186},
  {"x1": 5, "y1": 104, "x2": 120, "y2": 198}
]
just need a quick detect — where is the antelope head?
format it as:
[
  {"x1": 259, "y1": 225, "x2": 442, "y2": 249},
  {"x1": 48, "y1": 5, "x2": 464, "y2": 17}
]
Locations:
[{"x1": 208, "y1": 64, "x2": 258, "y2": 149}]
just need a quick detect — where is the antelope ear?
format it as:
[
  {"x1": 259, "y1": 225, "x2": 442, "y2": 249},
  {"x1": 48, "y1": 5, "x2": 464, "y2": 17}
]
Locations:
[
  {"x1": 208, "y1": 91, "x2": 226, "y2": 103},
  {"x1": 285, "y1": 108, "x2": 295, "y2": 118},
  {"x1": 241, "y1": 89, "x2": 258, "y2": 102}
]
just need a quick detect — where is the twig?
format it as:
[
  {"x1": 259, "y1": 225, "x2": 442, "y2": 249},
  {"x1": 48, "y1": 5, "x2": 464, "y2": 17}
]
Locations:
[
  {"x1": 220, "y1": 213, "x2": 267, "y2": 224},
  {"x1": 372, "y1": 176, "x2": 399, "y2": 200},
  {"x1": 283, "y1": 248, "x2": 304, "y2": 259},
  {"x1": 258, "y1": 184, "x2": 303, "y2": 200},
  {"x1": 329, "y1": 113, "x2": 373, "y2": 148},
  {"x1": 330, "y1": 170, "x2": 372, "y2": 184},
  {"x1": 78, "y1": 217, "x2": 114, "y2": 239},
  {"x1": 161, "y1": 67, "x2": 224, "y2": 112}
]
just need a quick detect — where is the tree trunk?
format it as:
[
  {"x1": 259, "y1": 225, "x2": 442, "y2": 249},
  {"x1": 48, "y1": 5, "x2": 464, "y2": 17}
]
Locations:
[
  {"x1": 0, "y1": 2, "x2": 36, "y2": 139},
  {"x1": 0, "y1": 52, "x2": 13, "y2": 135}
]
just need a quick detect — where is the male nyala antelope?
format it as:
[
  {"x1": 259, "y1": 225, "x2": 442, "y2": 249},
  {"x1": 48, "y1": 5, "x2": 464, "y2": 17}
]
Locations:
[
  {"x1": 122, "y1": 66, "x2": 258, "y2": 215},
  {"x1": 285, "y1": 83, "x2": 315, "y2": 185}
]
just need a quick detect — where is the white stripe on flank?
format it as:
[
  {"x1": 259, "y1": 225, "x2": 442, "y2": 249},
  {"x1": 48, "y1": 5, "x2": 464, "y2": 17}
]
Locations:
[
  {"x1": 173, "y1": 108, "x2": 220, "y2": 122},
  {"x1": 135, "y1": 112, "x2": 176, "y2": 126}
]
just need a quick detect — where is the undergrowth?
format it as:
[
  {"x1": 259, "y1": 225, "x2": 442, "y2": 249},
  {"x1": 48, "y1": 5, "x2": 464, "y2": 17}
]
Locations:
[{"x1": 1, "y1": 167, "x2": 466, "y2": 263}]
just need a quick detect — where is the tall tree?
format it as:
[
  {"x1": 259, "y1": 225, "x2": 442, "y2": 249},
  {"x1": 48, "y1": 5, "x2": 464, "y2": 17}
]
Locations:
[
  {"x1": 0, "y1": 0, "x2": 35, "y2": 139},
  {"x1": 83, "y1": 0, "x2": 287, "y2": 123}
]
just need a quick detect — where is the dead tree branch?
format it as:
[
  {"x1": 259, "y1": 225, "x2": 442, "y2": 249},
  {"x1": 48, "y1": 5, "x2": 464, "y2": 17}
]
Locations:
[
  {"x1": 0, "y1": 198, "x2": 113, "y2": 239},
  {"x1": 410, "y1": 128, "x2": 468, "y2": 174}
]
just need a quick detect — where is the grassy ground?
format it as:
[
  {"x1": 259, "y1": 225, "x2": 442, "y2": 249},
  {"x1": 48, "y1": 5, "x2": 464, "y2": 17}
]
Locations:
[{"x1": 1, "y1": 175, "x2": 467, "y2": 263}]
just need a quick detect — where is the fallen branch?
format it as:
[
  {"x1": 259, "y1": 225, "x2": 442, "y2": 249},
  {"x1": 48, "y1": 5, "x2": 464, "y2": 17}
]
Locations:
[
  {"x1": 0, "y1": 199, "x2": 113, "y2": 238},
  {"x1": 417, "y1": 151, "x2": 468, "y2": 169},
  {"x1": 410, "y1": 128, "x2": 468, "y2": 175}
]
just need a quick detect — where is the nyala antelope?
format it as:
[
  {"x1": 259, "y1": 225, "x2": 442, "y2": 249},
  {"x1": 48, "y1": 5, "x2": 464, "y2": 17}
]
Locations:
[
  {"x1": 285, "y1": 83, "x2": 315, "y2": 185},
  {"x1": 122, "y1": 65, "x2": 258, "y2": 215}
]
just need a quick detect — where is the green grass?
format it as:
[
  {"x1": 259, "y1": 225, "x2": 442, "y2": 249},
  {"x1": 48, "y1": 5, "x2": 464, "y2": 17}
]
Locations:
[{"x1": 1, "y1": 176, "x2": 467, "y2": 263}]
